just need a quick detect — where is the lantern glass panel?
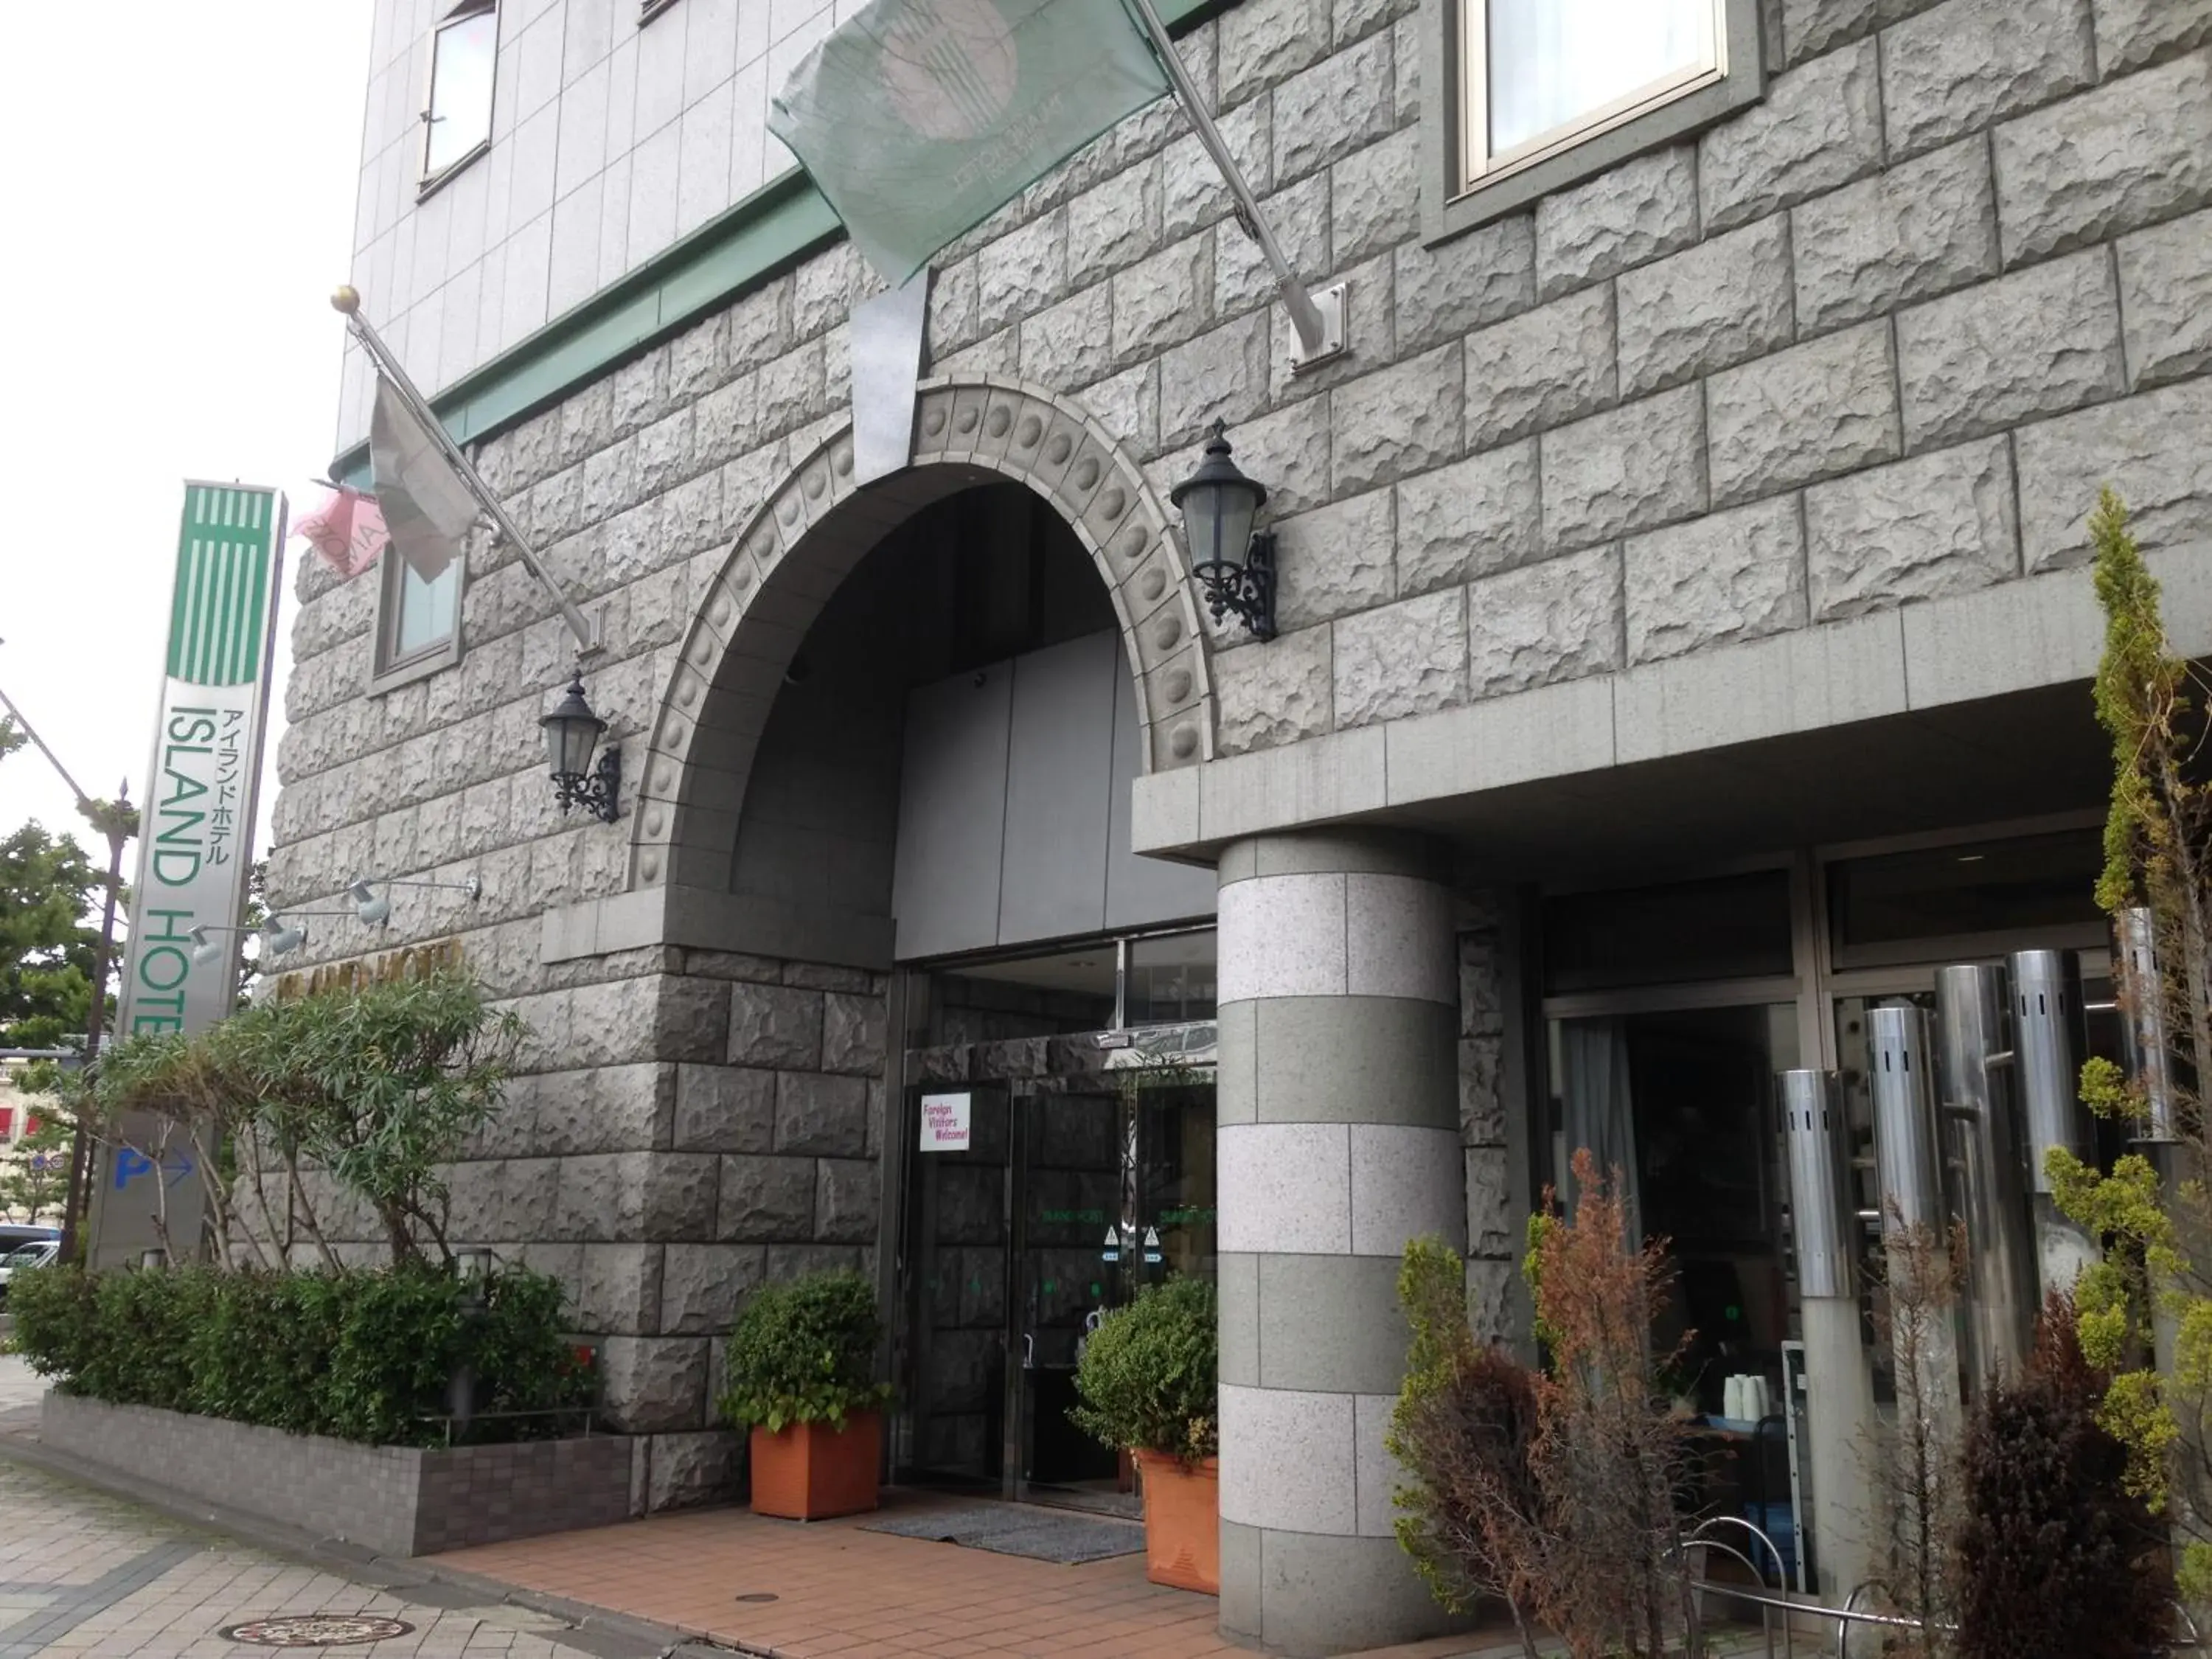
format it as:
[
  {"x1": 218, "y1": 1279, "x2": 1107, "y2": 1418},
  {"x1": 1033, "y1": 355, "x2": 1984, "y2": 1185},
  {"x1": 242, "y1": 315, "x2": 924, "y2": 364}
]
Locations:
[
  {"x1": 548, "y1": 712, "x2": 598, "y2": 778},
  {"x1": 1214, "y1": 482, "x2": 1260, "y2": 568},
  {"x1": 1183, "y1": 481, "x2": 1224, "y2": 566}
]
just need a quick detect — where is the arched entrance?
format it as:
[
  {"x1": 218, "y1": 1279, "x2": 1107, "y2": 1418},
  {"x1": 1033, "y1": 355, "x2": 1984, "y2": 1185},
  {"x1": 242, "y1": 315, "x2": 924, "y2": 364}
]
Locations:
[
  {"x1": 612, "y1": 375, "x2": 1228, "y2": 1522},
  {"x1": 628, "y1": 378, "x2": 1217, "y2": 895}
]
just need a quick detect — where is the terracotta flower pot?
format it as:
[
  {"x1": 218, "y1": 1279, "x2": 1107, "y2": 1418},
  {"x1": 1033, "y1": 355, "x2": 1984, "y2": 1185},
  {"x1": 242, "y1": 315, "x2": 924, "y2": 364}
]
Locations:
[
  {"x1": 1133, "y1": 1449, "x2": 1219, "y2": 1594},
  {"x1": 748, "y1": 1411, "x2": 882, "y2": 1520}
]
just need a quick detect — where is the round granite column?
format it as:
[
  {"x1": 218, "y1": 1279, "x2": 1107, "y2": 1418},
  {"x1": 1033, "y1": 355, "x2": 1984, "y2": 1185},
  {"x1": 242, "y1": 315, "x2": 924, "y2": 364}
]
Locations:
[{"x1": 1214, "y1": 830, "x2": 1465, "y2": 1655}]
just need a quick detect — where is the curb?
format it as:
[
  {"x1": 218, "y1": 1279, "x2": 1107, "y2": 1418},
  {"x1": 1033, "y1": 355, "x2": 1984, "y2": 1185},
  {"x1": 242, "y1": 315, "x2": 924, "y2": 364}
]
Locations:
[{"x1": 0, "y1": 1421, "x2": 737, "y2": 1658}]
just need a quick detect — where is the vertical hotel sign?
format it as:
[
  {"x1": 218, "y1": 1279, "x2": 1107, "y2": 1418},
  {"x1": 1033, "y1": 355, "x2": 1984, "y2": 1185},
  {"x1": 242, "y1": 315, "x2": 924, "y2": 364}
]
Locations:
[{"x1": 86, "y1": 482, "x2": 285, "y2": 1269}]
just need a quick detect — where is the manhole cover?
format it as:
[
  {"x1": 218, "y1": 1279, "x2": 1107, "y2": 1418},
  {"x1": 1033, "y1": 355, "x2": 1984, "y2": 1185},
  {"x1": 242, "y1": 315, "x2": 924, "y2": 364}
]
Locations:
[
  {"x1": 734, "y1": 1592, "x2": 779, "y2": 1603},
  {"x1": 220, "y1": 1614, "x2": 417, "y2": 1647}
]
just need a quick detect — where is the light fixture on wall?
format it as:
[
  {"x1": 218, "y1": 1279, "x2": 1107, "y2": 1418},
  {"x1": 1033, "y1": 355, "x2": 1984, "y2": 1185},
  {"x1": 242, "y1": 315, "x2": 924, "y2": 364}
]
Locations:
[
  {"x1": 188, "y1": 917, "x2": 317, "y2": 965},
  {"x1": 454, "y1": 1245, "x2": 497, "y2": 1304},
  {"x1": 540, "y1": 669, "x2": 622, "y2": 823},
  {"x1": 347, "y1": 873, "x2": 483, "y2": 925},
  {"x1": 1172, "y1": 420, "x2": 1276, "y2": 642}
]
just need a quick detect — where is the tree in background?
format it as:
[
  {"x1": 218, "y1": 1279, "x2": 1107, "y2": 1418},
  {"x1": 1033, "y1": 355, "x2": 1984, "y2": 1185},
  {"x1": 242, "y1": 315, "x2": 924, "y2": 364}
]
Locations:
[
  {"x1": 0, "y1": 714, "x2": 136, "y2": 1057},
  {"x1": 235, "y1": 858, "x2": 267, "y2": 1011},
  {"x1": 0, "y1": 823, "x2": 102, "y2": 1050},
  {"x1": 0, "y1": 1113, "x2": 72, "y2": 1222},
  {"x1": 2047, "y1": 488, "x2": 2212, "y2": 1601}
]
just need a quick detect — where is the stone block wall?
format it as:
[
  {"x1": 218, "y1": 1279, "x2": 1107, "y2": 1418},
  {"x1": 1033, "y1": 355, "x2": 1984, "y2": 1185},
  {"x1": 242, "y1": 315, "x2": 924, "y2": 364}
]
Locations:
[
  {"x1": 280, "y1": 0, "x2": 2212, "y2": 1514},
  {"x1": 1455, "y1": 897, "x2": 1521, "y2": 1344}
]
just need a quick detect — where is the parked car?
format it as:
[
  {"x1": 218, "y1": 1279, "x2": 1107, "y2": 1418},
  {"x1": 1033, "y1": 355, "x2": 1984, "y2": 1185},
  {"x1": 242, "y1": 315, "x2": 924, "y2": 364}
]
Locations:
[
  {"x1": 0, "y1": 1226, "x2": 58, "y2": 1256},
  {"x1": 0, "y1": 1238, "x2": 58, "y2": 1307},
  {"x1": 0, "y1": 1239, "x2": 58, "y2": 1310}
]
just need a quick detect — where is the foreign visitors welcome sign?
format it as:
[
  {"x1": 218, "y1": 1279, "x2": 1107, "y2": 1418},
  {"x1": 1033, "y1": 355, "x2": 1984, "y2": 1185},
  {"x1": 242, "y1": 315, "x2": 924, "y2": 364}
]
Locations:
[
  {"x1": 919, "y1": 1091, "x2": 973, "y2": 1152},
  {"x1": 86, "y1": 482, "x2": 285, "y2": 1269}
]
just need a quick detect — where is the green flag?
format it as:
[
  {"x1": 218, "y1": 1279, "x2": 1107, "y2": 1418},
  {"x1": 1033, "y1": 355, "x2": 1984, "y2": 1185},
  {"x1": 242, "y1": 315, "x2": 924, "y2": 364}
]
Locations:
[{"x1": 770, "y1": 0, "x2": 1171, "y2": 285}]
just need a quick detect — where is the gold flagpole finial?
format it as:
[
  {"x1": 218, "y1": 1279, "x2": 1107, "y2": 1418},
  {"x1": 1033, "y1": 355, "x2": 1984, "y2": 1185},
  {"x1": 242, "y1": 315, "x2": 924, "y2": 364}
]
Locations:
[{"x1": 330, "y1": 285, "x2": 361, "y2": 315}]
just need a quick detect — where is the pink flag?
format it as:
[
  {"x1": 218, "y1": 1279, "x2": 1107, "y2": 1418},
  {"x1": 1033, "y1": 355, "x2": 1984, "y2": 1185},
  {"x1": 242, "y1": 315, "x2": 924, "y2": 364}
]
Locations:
[{"x1": 295, "y1": 485, "x2": 389, "y2": 578}]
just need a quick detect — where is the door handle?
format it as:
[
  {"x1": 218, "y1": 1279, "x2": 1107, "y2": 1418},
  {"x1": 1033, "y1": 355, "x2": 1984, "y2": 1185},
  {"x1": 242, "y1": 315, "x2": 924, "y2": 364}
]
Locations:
[{"x1": 1022, "y1": 1333, "x2": 1034, "y2": 1369}]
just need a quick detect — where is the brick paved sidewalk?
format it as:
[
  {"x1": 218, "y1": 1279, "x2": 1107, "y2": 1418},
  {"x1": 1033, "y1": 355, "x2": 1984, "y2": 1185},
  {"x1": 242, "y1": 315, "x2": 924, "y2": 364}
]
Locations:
[{"x1": 437, "y1": 1489, "x2": 1523, "y2": 1659}]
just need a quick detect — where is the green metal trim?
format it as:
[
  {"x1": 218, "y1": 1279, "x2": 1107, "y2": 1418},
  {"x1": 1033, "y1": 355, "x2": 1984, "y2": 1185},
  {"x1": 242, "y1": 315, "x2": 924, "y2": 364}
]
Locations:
[{"x1": 334, "y1": 0, "x2": 1235, "y2": 485}]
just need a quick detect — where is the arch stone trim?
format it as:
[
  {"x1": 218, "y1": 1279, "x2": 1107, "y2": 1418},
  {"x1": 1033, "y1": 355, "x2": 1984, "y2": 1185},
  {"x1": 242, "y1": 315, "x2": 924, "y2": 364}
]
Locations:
[{"x1": 627, "y1": 375, "x2": 1217, "y2": 893}]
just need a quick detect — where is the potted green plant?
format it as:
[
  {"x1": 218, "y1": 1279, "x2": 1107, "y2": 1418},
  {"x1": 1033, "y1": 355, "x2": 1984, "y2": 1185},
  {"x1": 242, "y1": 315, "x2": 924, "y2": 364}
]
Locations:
[
  {"x1": 1071, "y1": 1276, "x2": 1220, "y2": 1593},
  {"x1": 717, "y1": 1269, "x2": 892, "y2": 1520}
]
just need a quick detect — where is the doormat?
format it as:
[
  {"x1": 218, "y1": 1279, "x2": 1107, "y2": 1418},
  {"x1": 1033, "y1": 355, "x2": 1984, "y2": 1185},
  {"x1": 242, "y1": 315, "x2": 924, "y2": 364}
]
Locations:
[{"x1": 861, "y1": 1503, "x2": 1144, "y2": 1564}]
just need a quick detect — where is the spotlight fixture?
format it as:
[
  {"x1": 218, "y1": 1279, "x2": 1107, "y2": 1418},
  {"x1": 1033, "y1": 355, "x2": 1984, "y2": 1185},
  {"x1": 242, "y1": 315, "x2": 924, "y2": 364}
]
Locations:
[
  {"x1": 189, "y1": 917, "x2": 316, "y2": 965},
  {"x1": 347, "y1": 872, "x2": 483, "y2": 925}
]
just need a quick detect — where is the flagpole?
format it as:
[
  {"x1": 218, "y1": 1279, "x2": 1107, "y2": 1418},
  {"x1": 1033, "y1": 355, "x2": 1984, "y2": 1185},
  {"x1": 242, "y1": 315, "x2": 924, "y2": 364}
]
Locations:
[
  {"x1": 330, "y1": 288, "x2": 600, "y2": 656},
  {"x1": 1125, "y1": 0, "x2": 1346, "y2": 369}
]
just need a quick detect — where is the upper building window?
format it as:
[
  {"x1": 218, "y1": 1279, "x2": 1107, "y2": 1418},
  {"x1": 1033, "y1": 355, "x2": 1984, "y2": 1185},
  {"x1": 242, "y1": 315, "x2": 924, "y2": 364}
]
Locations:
[
  {"x1": 421, "y1": 0, "x2": 498, "y2": 190},
  {"x1": 1479, "y1": 0, "x2": 1719, "y2": 173},
  {"x1": 372, "y1": 551, "x2": 465, "y2": 690},
  {"x1": 1423, "y1": 0, "x2": 1764, "y2": 240}
]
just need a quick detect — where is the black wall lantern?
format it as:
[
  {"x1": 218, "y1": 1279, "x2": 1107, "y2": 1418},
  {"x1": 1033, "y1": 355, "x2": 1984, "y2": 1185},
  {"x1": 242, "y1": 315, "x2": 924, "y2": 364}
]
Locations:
[
  {"x1": 540, "y1": 669, "x2": 622, "y2": 821},
  {"x1": 1172, "y1": 418, "x2": 1276, "y2": 641}
]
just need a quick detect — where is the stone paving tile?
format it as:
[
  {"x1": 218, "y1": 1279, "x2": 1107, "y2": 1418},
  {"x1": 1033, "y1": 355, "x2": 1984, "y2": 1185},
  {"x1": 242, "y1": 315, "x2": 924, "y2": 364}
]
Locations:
[{"x1": 0, "y1": 1358, "x2": 616, "y2": 1659}]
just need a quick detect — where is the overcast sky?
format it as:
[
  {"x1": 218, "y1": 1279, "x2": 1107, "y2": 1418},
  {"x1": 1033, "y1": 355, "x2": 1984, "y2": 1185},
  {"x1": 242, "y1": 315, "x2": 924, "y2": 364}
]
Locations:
[{"x1": 0, "y1": 2, "x2": 371, "y2": 880}]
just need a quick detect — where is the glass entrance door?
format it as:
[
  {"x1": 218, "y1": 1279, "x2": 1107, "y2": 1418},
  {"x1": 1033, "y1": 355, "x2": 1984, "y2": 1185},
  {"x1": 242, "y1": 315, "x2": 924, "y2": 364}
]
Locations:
[
  {"x1": 894, "y1": 1025, "x2": 1217, "y2": 1511},
  {"x1": 1012, "y1": 1065, "x2": 1218, "y2": 1514},
  {"x1": 1014, "y1": 1082, "x2": 1127, "y2": 1506}
]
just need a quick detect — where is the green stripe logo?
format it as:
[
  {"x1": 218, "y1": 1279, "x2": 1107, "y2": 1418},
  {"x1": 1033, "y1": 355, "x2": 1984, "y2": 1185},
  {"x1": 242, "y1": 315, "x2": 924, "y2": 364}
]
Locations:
[{"x1": 167, "y1": 486, "x2": 276, "y2": 686}]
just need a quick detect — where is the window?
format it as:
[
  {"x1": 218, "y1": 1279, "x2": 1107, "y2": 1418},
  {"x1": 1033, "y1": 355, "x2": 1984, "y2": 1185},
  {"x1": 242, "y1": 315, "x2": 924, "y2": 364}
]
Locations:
[
  {"x1": 1422, "y1": 0, "x2": 1764, "y2": 239},
  {"x1": 420, "y1": 1, "x2": 497, "y2": 190},
  {"x1": 372, "y1": 549, "x2": 465, "y2": 689},
  {"x1": 1541, "y1": 870, "x2": 1793, "y2": 995},
  {"x1": 1124, "y1": 931, "x2": 1217, "y2": 1027},
  {"x1": 1825, "y1": 828, "x2": 2104, "y2": 969}
]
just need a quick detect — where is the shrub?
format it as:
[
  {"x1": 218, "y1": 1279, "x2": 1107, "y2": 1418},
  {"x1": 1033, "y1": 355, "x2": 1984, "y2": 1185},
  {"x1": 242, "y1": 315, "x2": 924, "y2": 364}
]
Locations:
[
  {"x1": 1071, "y1": 1276, "x2": 1217, "y2": 1464},
  {"x1": 67, "y1": 965, "x2": 521, "y2": 1270},
  {"x1": 1391, "y1": 1154, "x2": 1699, "y2": 1659},
  {"x1": 717, "y1": 1270, "x2": 890, "y2": 1434},
  {"x1": 8, "y1": 1259, "x2": 590, "y2": 1447},
  {"x1": 1525, "y1": 1151, "x2": 1700, "y2": 1659},
  {"x1": 1389, "y1": 1236, "x2": 1545, "y2": 1659},
  {"x1": 1954, "y1": 1295, "x2": 2172, "y2": 1659}
]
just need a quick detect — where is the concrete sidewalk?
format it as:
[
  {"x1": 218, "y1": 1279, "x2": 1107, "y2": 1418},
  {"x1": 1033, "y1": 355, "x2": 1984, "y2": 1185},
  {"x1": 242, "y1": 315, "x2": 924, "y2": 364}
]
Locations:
[{"x1": 0, "y1": 1357, "x2": 678, "y2": 1659}]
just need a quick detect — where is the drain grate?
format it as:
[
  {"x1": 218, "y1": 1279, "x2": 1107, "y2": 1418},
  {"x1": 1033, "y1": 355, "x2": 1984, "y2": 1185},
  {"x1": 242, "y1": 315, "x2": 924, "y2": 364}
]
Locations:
[{"x1": 220, "y1": 1614, "x2": 417, "y2": 1647}]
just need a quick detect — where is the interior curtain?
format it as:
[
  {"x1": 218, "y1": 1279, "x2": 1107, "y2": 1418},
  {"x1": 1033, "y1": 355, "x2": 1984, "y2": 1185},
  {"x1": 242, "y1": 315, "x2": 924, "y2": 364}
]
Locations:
[{"x1": 1559, "y1": 1016, "x2": 1641, "y2": 1244}]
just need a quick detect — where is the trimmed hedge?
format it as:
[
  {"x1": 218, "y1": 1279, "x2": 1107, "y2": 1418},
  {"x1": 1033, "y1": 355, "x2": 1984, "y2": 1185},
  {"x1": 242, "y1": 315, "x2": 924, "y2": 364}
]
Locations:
[{"x1": 10, "y1": 1262, "x2": 593, "y2": 1447}]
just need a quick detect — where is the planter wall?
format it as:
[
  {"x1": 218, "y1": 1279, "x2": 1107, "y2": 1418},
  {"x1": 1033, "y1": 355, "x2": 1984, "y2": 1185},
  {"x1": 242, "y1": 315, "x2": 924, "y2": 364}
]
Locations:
[
  {"x1": 41, "y1": 1390, "x2": 638, "y2": 1556},
  {"x1": 1133, "y1": 1450, "x2": 1220, "y2": 1594},
  {"x1": 748, "y1": 1412, "x2": 881, "y2": 1520}
]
